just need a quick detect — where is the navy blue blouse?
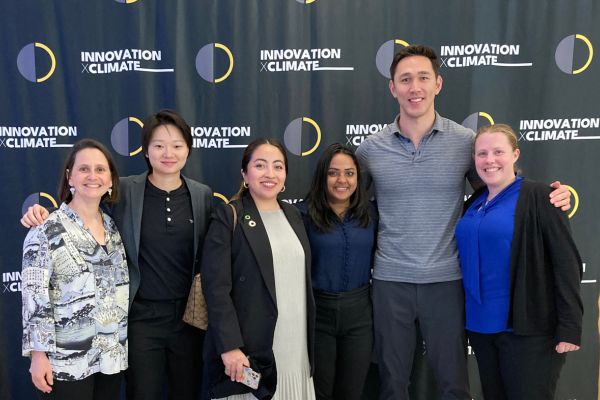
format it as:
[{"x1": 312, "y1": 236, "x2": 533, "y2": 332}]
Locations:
[
  {"x1": 455, "y1": 177, "x2": 522, "y2": 333},
  {"x1": 297, "y1": 201, "x2": 377, "y2": 293}
]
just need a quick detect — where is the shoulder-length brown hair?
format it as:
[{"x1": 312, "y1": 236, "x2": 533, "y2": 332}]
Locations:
[{"x1": 58, "y1": 139, "x2": 120, "y2": 204}]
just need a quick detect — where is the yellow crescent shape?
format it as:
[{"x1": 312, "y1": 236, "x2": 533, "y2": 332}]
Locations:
[
  {"x1": 394, "y1": 39, "x2": 410, "y2": 47},
  {"x1": 306, "y1": 0, "x2": 317, "y2": 3},
  {"x1": 128, "y1": 116, "x2": 144, "y2": 156},
  {"x1": 479, "y1": 112, "x2": 495, "y2": 125},
  {"x1": 301, "y1": 117, "x2": 322, "y2": 156},
  {"x1": 573, "y1": 34, "x2": 593, "y2": 74},
  {"x1": 565, "y1": 185, "x2": 579, "y2": 219},
  {"x1": 126, "y1": 0, "x2": 138, "y2": 3},
  {"x1": 40, "y1": 192, "x2": 58, "y2": 208},
  {"x1": 35, "y1": 43, "x2": 56, "y2": 83},
  {"x1": 214, "y1": 43, "x2": 234, "y2": 83},
  {"x1": 213, "y1": 192, "x2": 229, "y2": 203}
]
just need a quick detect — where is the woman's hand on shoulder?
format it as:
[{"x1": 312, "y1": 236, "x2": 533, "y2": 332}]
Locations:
[
  {"x1": 21, "y1": 205, "x2": 49, "y2": 228},
  {"x1": 30, "y1": 351, "x2": 53, "y2": 393},
  {"x1": 549, "y1": 181, "x2": 571, "y2": 211},
  {"x1": 221, "y1": 348, "x2": 249, "y2": 382},
  {"x1": 555, "y1": 341, "x2": 580, "y2": 353}
]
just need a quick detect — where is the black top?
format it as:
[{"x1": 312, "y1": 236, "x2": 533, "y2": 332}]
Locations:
[{"x1": 137, "y1": 178, "x2": 195, "y2": 300}]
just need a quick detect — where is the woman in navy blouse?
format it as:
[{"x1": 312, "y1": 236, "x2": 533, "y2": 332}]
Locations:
[
  {"x1": 455, "y1": 124, "x2": 583, "y2": 400},
  {"x1": 298, "y1": 143, "x2": 377, "y2": 400}
]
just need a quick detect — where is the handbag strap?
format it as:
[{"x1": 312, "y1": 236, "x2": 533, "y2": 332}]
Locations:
[{"x1": 228, "y1": 203, "x2": 237, "y2": 232}]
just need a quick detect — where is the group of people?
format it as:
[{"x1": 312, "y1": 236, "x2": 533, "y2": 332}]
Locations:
[{"x1": 20, "y1": 44, "x2": 583, "y2": 400}]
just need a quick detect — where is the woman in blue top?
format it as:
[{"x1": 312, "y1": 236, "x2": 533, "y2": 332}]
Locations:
[
  {"x1": 455, "y1": 124, "x2": 583, "y2": 400},
  {"x1": 298, "y1": 143, "x2": 377, "y2": 400}
]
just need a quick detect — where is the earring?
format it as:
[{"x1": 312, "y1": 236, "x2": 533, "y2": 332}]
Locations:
[
  {"x1": 69, "y1": 187, "x2": 75, "y2": 195},
  {"x1": 243, "y1": 182, "x2": 248, "y2": 189},
  {"x1": 107, "y1": 187, "x2": 112, "y2": 197},
  {"x1": 280, "y1": 186, "x2": 286, "y2": 193}
]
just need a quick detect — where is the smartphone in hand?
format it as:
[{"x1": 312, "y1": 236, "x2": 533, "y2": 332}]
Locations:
[{"x1": 241, "y1": 366, "x2": 261, "y2": 389}]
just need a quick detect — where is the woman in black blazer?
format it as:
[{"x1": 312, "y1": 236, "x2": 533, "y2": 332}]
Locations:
[{"x1": 202, "y1": 138, "x2": 316, "y2": 400}]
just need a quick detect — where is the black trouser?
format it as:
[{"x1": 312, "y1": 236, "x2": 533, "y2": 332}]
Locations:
[
  {"x1": 126, "y1": 298, "x2": 205, "y2": 400},
  {"x1": 313, "y1": 285, "x2": 373, "y2": 400},
  {"x1": 372, "y1": 279, "x2": 470, "y2": 400},
  {"x1": 468, "y1": 331, "x2": 566, "y2": 400},
  {"x1": 38, "y1": 372, "x2": 122, "y2": 400}
]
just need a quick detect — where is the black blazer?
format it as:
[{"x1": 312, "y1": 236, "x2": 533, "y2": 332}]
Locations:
[
  {"x1": 109, "y1": 172, "x2": 213, "y2": 308},
  {"x1": 201, "y1": 194, "x2": 315, "y2": 400}
]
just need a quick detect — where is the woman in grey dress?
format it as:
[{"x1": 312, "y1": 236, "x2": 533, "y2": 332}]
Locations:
[{"x1": 202, "y1": 138, "x2": 316, "y2": 400}]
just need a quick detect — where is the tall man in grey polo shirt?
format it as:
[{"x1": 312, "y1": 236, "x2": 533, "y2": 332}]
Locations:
[{"x1": 356, "y1": 45, "x2": 571, "y2": 400}]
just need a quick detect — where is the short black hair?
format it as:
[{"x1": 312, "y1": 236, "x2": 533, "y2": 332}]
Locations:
[
  {"x1": 141, "y1": 109, "x2": 192, "y2": 172},
  {"x1": 389, "y1": 45, "x2": 441, "y2": 79}
]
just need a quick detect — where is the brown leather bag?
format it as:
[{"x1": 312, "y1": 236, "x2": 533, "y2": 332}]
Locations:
[{"x1": 183, "y1": 204, "x2": 237, "y2": 330}]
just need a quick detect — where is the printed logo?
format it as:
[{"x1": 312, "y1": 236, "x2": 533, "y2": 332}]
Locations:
[
  {"x1": 461, "y1": 112, "x2": 495, "y2": 132},
  {"x1": 196, "y1": 43, "x2": 234, "y2": 83},
  {"x1": 21, "y1": 192, "x2": 58, "y2": 216},
  {"x1": 581, "y1": 263, "x2": 597, "y2": 284},
  {"x1": 282, "y1": 198, "x2": 304, "y2": 204},
  {"x1": 213, "y1": 193, "x2": 229, "y2": 204},
  {"x1": 81, "y1": 49, "x2": 173, "y2": 74},
  {"x1": 518, "y1": 117, "x2": 600, "y2": 141},
  {"x1": 345, "y1": 123, "x2": 386, "y2": 146},
  {"x1": 375, "y1": 39, "x2": 410, "y2": 78},
  {"x1": 111, "y1": 117, "x2": 143, "y2": 156},
  {"x1": 555, "y1": 34, "x2": 593, "y2": 74},
  {"x1": 2, "y1": 271, "x2": 21, "y2": 293},
  {"x1": 565, "y1": 185, "x2": 579, "y2": 219},
  {"x1": 191, "y1": 125, "x2": 250, "y2": 149},
  {"x1": 0, "y1": 125, "x2": 77, "y2": 149},
  {"x1": 295, "y1": 0, "x2": 317, "y2": 3},
  {"x1": 114, "y1": 0, "x2": 139, "y2": 3},
  {"x1": 283, "y1": 117, "x2": 322, "y2": 156},
  {"x1": 260, "y1": 48, "x2": 353, "y2": 72},
  {"x1": 17, "y1": 42, "x2": 56, "y2": 82},
  {"x1": 440, "y1": 43, "x2": 532, "y2": 68}
]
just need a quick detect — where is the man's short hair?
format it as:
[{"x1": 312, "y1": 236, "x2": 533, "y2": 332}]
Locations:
[{"x1": 389, "y1": 45, "x2": 441, "y2": 79}]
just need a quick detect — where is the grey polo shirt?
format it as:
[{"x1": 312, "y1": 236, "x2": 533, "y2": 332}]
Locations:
[{"x1": 356, "y1": 112, "x2": 478, "y2": 283}]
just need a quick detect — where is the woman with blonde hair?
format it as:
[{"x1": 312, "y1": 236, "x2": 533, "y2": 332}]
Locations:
[{"x1": 455, "y1": 124, "x2": 583, "y2": 400}]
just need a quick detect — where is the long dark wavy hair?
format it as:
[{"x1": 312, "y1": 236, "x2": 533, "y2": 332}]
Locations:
[{"x1": 305, "y1": 143, "x2": 371, "y2": 232}]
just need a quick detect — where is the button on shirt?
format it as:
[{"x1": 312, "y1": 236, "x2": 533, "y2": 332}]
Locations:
[
  {"x1": 298, "y1": 202, "x2": 377, "y2": 293},
  {"x1": 455, "y1": 177, "x2": 522, "y2": 333},
  {"x1": 137, "y1": 179, "x2": 194, "y2": 300}
]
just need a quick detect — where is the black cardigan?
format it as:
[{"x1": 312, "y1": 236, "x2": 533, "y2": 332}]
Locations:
[{"x1": 465, "y1": 179, "x2": 583, "y2": 345}]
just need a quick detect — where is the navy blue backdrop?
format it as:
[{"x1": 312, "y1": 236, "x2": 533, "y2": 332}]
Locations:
[{"x1": 1, "y1": 1, "x2": 599, "y2": 399}]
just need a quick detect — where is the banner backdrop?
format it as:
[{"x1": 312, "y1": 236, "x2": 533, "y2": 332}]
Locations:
[{"x1": 1, "y1": 1, "x2": 598, "y2": 399}]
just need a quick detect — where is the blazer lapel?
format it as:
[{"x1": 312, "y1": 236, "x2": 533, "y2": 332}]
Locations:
[
  {"x1": 183, "y1": 175, "x2": 201, "y2": 258},
  {"x1": 239, "y1": 196, "x2": 277, "y2": 306},
  {"x1": 130, "y1": 173, "x2": 147, "y2": 257}
]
